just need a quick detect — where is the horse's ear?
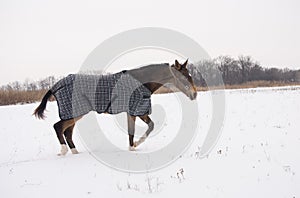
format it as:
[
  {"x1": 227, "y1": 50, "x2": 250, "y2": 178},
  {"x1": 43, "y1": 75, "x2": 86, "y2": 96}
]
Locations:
[
  {"x1": 182, "y1": 59, "x2": 188, "y2": 68},
  {"x1": 174, "y1": 59, "x2": 181, "y2": 70}
]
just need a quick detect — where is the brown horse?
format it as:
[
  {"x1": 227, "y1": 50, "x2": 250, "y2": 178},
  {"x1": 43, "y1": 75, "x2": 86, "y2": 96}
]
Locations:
[{"x1": 33, "y1": 60, "x2": 197, "y2": 155}]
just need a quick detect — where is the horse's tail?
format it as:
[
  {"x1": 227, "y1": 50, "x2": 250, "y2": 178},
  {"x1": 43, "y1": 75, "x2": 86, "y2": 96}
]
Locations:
[{"x1": 33, "y1": 90, "x2": 53, "y2": 119}]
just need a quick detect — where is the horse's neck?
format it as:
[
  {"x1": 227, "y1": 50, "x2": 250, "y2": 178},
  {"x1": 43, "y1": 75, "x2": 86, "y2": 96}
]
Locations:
[
  {"x1": 143, "y1": 82, "x2": 164, "y2": 93},
  {"x1": 127, "y1": 65, "x2": 173, "y2": 93}
]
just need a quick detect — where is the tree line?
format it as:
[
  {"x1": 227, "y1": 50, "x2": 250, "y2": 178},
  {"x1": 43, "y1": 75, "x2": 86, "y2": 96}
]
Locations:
[
  {"x1": 0, "y1": 76, "x2": 58, "y2": 91},
  {"x1": 188, "y1": 55, "x2": 300, "y2": 87},
  {"x1": 0, "y1": 76, "x2": 61, "y2": 105},
  {"x1": 1, "y1": 56, "x2": 299, "y2": 91}
]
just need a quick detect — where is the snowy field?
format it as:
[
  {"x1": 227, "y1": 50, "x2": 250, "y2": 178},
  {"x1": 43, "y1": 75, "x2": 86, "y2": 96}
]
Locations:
[{"x1": 0, "y1": 86, "x2": 300, "y2": 198}]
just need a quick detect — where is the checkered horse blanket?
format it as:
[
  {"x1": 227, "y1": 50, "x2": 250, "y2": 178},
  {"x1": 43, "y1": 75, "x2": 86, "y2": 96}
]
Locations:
[{"x1": 51, "y1": 71, "x2": 152, "y2": 120}]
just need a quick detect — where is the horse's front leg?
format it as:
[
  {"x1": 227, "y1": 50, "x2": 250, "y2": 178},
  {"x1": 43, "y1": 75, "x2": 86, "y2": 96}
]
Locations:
[
  {"x1": 127, "y1": 114, "x2": 136, "y2": 151},
  {"x1": 134, "y1": 114, "x2": 154, "y2": 147}
]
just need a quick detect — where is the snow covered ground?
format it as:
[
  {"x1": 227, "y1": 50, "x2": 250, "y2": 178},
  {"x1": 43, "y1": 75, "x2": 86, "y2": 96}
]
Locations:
[{"x1": 0, "y1": 86, "x2": 299, "y2": 198}]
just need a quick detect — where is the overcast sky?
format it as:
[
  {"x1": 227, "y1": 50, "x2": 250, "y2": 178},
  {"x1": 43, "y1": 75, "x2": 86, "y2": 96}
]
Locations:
[{"x1": 0, "y1": 0, "x2": 299, "y2": 85}]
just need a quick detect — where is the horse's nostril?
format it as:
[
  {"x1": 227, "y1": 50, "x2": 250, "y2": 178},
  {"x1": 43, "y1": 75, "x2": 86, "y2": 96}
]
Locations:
[{"x1": 193, "y1": 92, "x2": 197, "y2": 99}]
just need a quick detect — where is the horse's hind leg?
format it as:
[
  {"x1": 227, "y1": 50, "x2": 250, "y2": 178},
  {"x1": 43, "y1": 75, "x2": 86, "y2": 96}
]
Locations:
[
  {"x1": 54, "y1": 120, "x2": 68, "y2": 155},
  {"x1": 64, "y1": 124, "x2": 79, "y2": 154},
  {"x1": 134, "y1": 114, "x2": 154, "y2": 147},
  {"x1": 53, "y1": 118, "x2": 78, "y2": 156}
]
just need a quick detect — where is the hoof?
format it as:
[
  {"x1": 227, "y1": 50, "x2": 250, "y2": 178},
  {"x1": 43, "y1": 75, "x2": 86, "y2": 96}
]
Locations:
[
  {"x1": 129, "y1": 146, "x2": 136, "y2": 151},
  {"x1": 71, "y1": 148, "x2": 79, "y2": 154},
  {"x1": 57, "y1": 144, "x2": 68, "y2": 156},
  {"x1": 134, "y1": 135, "x2": 147, "y2": 147},
  {"x1": 133, "y1": 141, "x2": 140, "y2": 147}
]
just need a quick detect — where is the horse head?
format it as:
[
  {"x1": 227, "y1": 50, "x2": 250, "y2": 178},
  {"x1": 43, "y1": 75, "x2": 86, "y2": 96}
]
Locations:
[{"x1": 170, "y1": 59, "x2": 197, "y2": 100}]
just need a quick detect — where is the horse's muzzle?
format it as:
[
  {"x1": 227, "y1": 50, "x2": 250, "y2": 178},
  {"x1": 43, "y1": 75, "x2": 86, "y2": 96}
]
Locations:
[{"x1": 190, "y1": 91, "x2": 197, "y2": 100}]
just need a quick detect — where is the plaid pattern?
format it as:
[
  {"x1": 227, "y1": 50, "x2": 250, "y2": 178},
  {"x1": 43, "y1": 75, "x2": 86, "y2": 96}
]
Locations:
[{"x1": 51, "y1": 71, "x2": 152, "y2": 120}]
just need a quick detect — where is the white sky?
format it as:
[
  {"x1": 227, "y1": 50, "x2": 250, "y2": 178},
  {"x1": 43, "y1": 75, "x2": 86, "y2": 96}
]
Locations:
[{"x1": 0, "y1": 0, "x2": 299, "y2": 85}]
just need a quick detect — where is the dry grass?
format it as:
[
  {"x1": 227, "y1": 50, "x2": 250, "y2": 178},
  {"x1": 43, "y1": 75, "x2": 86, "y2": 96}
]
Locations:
[
  {"x1": 223, "y1": 81, "x2": 300, "y2": 90},
  {"x1": 0, "y1": 81, "x2": 300, "y2": 105},
  {"x1": 0, "y1": 89, "x2": 49, "y2": 106}
]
